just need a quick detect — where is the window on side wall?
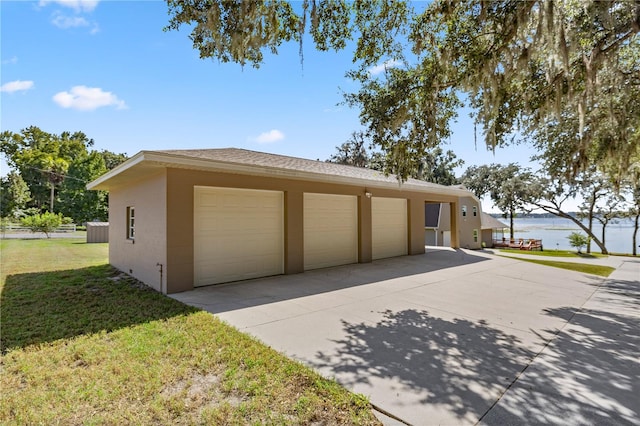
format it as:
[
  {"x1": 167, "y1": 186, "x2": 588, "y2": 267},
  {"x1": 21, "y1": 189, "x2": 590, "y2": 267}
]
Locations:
[
  {"x1": 473, "y1": 229, "x2": 478, "y2": 243},
  {"x1": 473, "y1": 206, "x2": 477, "y2": 217},
  {"x1": 462, "y1": 205, "x2": 467, "y2": 217},
  {"x1": 126, "y1": 206, "x2": 135, "y2": 240}
]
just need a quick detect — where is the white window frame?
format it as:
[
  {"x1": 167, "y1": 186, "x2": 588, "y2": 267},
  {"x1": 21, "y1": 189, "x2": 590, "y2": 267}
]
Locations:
[
  {"x1": 472, "y1": 206, "x2": 477, "y2": 217},
  {"x1": 462, "y1": 205, "x2": 467, "y2": 217},
  {"x1": 126, "y1": 206, "x2": 135, "y2": 240}
]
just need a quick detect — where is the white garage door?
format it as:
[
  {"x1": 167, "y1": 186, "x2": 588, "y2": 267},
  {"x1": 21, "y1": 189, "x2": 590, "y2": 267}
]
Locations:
[
  {"x1": 304, "y1": 193, "x2": 358, "y2": 270},
  {"x1": 194, "y1": 186, "x2": 284, "y2": 286},
  {"x1": 372, "y1": 197, "x2": 408, "y2": 260}
]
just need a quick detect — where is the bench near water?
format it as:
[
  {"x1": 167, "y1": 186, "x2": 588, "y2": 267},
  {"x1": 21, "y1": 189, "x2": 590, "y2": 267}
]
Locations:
[{"x1": 493, "y1": 238, "x2": 543, "y2": 251}]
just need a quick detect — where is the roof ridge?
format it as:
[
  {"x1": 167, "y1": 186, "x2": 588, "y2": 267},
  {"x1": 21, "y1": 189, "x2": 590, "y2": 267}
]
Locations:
[
  {"x1": 156, "y1": 147, "x2": 397, "y2": 176},
  {"x1": 89, "y1": 147, "x2": 479, "y2": 201}
]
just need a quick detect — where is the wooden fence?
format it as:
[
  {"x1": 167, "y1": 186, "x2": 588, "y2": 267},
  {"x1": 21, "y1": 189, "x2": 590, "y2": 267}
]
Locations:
[{"x1": 1, "y1": 223, "x2": 77, "y2": 233}]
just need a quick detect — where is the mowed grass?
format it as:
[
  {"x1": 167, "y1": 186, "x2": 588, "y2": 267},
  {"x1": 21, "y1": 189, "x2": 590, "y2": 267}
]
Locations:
[
  {"x1": 496, "y1": 248, "x2": 607, "y2": 258},
  {"x1": 494, "y1": 247, "x2": 615, "y2": 276},
  {"x1": 500, "y1": 256, "x2": 615, "y2": 277},
  {"x1": 0, "y1": 239, "x2": 379, "y2": 425}
]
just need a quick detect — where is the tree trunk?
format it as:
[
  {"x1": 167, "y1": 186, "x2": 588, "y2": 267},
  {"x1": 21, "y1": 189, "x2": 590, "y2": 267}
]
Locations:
[
  {"x1": 586, "y1": 214, "x2": 594, "y2": 253},
  {"x1": 585, "y1": 194, "x2": 596, "y2": 254},
  {"x1": 50, "y1": 184, "x2": 55, "y2": 212},
  {"x1": 509, "y1": 208, "x2": 515, "y2": 239},
  {"x1": 633, "y1": 213, "x2": 639, "y2": 257},
  {"x1": 601, "y1": 221, "x2": 606, "y2": 250},
  {"x1": 532, "y1": 203, "x2": 608, "y2": 254}
]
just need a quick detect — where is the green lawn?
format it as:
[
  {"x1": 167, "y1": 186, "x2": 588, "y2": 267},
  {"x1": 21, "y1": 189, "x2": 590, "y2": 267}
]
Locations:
[
  {"x1": 496, "y1": 248, "x2": 607, "y2": 258},
  {"x1": 495, "y1": 247, "x2": 615, "y2": 276},
  {"x1": 0, "y1": 238, "x2": 379, "y2": 425},
  {"x1": 498, "y1": 255, "x2": 615, "y2": 277}
]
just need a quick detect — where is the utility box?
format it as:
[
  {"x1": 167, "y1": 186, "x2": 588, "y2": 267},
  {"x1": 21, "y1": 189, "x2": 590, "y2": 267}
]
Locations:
[{"x1": 86, "y1": 222, "x2": 109, "y2": 243}]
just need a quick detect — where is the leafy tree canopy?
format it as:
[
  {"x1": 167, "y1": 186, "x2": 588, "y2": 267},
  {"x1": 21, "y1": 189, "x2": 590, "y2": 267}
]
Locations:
[
  {"x1": 166, "y1": 0, "x2": 639, "y2": 181},
  {"x1": 461, "y1": 163, "x2": 538, "y2": 237},
  {"x1": 328, "y1": 130, "x2": 463, "y2": 185},
  {"x1": 529, "y1": 40, "x2": 640, "y2": 186},
  {"x1": 58, "y1": 150, "x2": 127, "y2": 223},
  {"x1": 328, "y1": 131, "x2": 371, "y2": 168},
  {"x1": 0, "y1": 126, "x2": 127, "y2": 223},
  {"x1": 1, "y1": 127, "x2": 93, "y2": 210},
  {"x1": 0, "y1": 172, "x2": 31, "y2": 219}
]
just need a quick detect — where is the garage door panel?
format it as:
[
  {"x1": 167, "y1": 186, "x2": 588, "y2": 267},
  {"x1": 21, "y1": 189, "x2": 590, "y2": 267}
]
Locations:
[
  {"x1": 372, "y1": 197, "x2": 408, "y2": 260},
  {"x1": 194, "y1": 187, "x2": 284, "y2": 286},
  {"x1": 304, "y1": 193, "x2": 358, "y2": 270}
]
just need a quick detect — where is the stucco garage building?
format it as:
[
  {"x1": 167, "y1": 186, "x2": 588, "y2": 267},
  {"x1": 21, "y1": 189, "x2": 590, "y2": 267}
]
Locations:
[{"x1": 88, "y1": 148, "x2": 482, "y2": 294}]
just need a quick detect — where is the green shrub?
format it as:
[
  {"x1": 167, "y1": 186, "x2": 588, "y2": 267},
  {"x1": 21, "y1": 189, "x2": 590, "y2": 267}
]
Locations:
[
  {"x1": 20, "y1": 212, "x2": 67, "y2": 238},
  {"x1": 567, "y1": 232, "x2": 589, "y2": 254}
]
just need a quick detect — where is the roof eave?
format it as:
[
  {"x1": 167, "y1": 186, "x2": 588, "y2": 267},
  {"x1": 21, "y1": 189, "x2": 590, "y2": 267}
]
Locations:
[
  {"x1": 88, "y1": 150, "x2": 475, "y2": 198},
  {"x1": 86, "y1": 151, "x2": 147, "y2": 190}
]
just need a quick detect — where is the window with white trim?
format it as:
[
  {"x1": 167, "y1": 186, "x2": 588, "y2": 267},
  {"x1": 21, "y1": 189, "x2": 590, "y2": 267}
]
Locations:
[
  {"x1": 473, "y1": 229, "x2": 478, "y2": 243},
  {"x1": 462, "y1": 205, "x2": 467, "y2": 217},
  {"x1": 472, "y1": 206, "x2": 477, "y2": 217},
  {"x1": 126, "y1": 206, "x2": 135, "y2": 240}
]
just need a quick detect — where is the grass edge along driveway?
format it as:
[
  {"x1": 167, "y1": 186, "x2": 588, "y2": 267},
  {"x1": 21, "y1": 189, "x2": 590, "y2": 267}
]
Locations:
[
  {"x1": 495, "y1": 249, "x2": 615, "y2": 277},
  {"x1": 0, "y1": 239, "x2": 379, "y2": 425}
]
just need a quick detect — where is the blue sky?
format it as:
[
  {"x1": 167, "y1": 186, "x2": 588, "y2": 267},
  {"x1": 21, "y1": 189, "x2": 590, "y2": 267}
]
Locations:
[{"x1": 1, "y1": 0, "x2": 550, "y2": 212}]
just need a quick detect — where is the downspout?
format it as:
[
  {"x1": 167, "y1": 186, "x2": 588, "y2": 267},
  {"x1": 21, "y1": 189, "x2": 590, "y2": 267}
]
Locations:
[{"x1": 157, "y1": 263, "x2": 164, "y2": 294}]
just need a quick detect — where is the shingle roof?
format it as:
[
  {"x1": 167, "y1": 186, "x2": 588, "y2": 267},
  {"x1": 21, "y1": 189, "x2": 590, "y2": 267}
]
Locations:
[
  {"x1": 88, "y1": 147, "x2": 477, "y2": 199},
  {"x1": 155, "y1": 148, "x2": 435, "y2": 187},
  {"x1": 481, "y1": 212, "x2": 508, "y2": 230}
]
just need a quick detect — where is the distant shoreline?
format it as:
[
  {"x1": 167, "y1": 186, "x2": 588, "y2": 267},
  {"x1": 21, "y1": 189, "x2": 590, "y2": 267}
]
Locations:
[{"x1": 495, "y1": 217, "x2": 635, "y2": 254}]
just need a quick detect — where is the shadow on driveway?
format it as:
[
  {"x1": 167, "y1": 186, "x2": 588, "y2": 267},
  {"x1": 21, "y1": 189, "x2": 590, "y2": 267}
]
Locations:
[
  {"x1": 587, "y1": 277, "x2": 640, "y2": 311},
  {"x1": 312, "y1": 308, "x2": 534, "y2": 424},
  {"x1": 172, "y1": 249, "x2": 638, "y2": 425},
  {"x1": 481, "y1": 302, "x2": 639, "y2": 425}
]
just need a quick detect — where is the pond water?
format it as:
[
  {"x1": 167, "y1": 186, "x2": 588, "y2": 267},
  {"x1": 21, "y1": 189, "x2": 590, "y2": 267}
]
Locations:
[{"x1": 495, "y1": 217, "x2": 637, "y2": 254}]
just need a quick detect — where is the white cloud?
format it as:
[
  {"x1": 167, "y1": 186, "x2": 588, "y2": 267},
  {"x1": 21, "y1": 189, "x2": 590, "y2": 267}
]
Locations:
[
  {"x1": 1, "y1": 80, "x2": 34, "y2": 93},
  {"x1": 368, "y1": 59, "x2": 401, "y2": 76},
  {"x1": 39, "y1": 0, "x2": 99, "y2": 13},
  {"x1": 2, "y1": 56, "x2": 18, "y2": 65},
  {"x1": 51, "y1": 13, "x2": 89, "y2": 29},
  {"x1": 249, "y1": 129, "x2": 285, "y2": 144},
  {"x1": 40, "y1": 1, "x2": 100, "y2": 32},
  {"x1": 52, "y1": 86, "x2": 127, "y2": 111},
  {"x1": 50, "y1": 11, "x2": 99, "y2": 33}
]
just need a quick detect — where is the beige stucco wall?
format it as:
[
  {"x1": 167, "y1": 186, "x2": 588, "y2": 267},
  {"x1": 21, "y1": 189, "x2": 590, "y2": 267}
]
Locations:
[
  {"x1": 456, "y1": 196, "x2": 483, "y2": 249},
  {"x1": 163, "y1": 168, "x2": 461, "y2": 293},
  {"x1": 424, "y1": 200, "x2": 482, "y2": 249},
  {"x1": 105, "y1": 166, "x2": 479, "y2": 293},
  {"x1": 481, "y1": 229, "x2": 494, "y2": 247},
  {"x1": 108, "y1": 171, "x2": 167, "y2": 292}
]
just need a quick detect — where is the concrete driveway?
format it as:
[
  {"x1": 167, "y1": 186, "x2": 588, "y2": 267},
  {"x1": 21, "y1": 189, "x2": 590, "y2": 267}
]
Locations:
[{"x1": 171, "y1": 248, "x2": 639, "y2": 425}]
